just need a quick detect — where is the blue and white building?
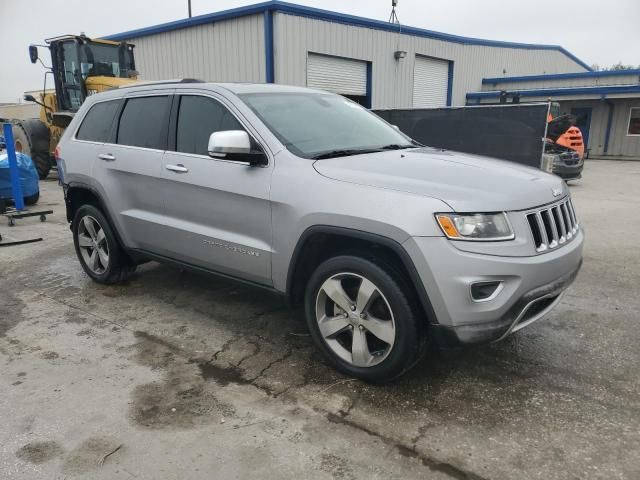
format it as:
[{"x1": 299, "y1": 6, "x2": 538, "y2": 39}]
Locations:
[{"x1": 105, "y1": 1, "x2": 638, "y2": 160}]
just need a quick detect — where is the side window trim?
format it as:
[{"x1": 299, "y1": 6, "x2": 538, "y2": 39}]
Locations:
[
  {"x1": 167, "y1": 94, "x2": 179, "y2": 152},
  {"x1": 106, "y1": 98, "x2": 125, "y2": 144},
  {"x1": 114, "y1": 93, "x2": 173, "y2": 151}
]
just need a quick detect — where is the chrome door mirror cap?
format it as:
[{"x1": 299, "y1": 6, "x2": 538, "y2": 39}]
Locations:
[{"x1": 208, "y1": 130, "x2": 251, "y2": 158}]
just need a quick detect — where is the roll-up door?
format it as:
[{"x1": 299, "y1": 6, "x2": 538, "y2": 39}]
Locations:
[
  {"x1": 412, "y1": 55, "x2": 449, "y2": 108},
  {"x1": 307, "y1": 53, "x2": 367, "y2": 96}
]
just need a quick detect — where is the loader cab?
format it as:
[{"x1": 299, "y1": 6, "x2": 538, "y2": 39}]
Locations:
[{"x1": 46, "y1": 35, "x2": 136, "y2": 112}]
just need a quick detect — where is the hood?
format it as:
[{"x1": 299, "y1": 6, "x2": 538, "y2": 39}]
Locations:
[{"x1": 313, "y1": 147, "x2": 567, "y2": 212}]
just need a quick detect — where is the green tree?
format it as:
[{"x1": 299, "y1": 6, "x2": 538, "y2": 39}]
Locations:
[{"x1": 604, "y1": 62, "x2": 638, "y2": 71}]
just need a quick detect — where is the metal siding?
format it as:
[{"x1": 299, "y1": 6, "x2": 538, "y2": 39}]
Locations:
[
  {"x1": 412, "y1": 56, "x2": 449, "y2": 107},
  {"x1": 307, "y1": 53, "x2": 367, "y2": 95},
  {"x1": 610, "y1": 99, "x2": 640, "y2": 157},
  {"x1": 126, "y1": 14, "x2": 265, "y2": 83},
  {"x1": 273, "y1": 13, "x2": 587, "y2": 109}
]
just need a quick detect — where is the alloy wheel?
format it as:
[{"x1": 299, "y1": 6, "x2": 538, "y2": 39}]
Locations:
[
  {"x1": 315, "y1": 272, "x2": 396, "y2": 367},
  {"x1": 77, "y1": 215, "x2": 109, "y2": 275}
]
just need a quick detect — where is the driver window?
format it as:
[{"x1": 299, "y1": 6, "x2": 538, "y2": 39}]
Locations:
[{"x1": 176, "y1": 96, "x2": 244, "y2": 155}]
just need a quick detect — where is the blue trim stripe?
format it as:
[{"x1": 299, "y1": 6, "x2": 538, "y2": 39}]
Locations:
[
  {"x1": 103, "y1": 0, "x2": 591, "y2": 71},
  {"x1": 467, "y1": 84, "x2": 640, "y2": 100},
  {"x1": 604, "y1": 102, "x2": 615, "y2": 153},
  {"x1": 365, "y1": 62, "x2": 372, "y2": 109},
  {"x1": 483, "y1": 69, "x2": 640, "y2": 85},
  {"x1": 446, "y1": 61, "x2": 454, "y2": 107},
  {"x1": 264, "y1": 9, "x2": 275, "y2": 83}
]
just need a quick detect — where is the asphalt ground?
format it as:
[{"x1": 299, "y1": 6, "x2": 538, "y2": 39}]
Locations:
[{"x1": 1, "y1": 160, "x2": 638, "y2": 479}]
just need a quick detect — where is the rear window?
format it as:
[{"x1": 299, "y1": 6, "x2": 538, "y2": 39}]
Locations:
[
  {"x1": 76, "y1": 100, "x2": 120, "y2": 142},
  {"x1": 117, "y1": 96, "x2": 170, "y2": 149}
]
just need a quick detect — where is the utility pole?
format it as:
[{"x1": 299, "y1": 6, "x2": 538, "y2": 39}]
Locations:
[{"x1": 188, "y1": 0, "x2": 192, "y2": 18}]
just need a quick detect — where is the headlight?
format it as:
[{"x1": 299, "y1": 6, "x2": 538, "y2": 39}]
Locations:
[{"x1": 435, "y1": 212, "x2": 514, "y2": 241}]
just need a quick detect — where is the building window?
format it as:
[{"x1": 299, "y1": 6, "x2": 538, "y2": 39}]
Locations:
[{"x1": 628, "y1": 107, "x2": 640, "y2": 136}]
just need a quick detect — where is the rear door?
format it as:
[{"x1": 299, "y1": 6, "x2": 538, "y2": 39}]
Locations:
[
  {"x1": 159, "y1": 92, "x2": 273, "y2": 285},
  {"x1": 93, "y1": 90, "x2": 172, "y2": 251},
  {"x1": 67, "y1": 97, "x2": 121, "y2": 185}
]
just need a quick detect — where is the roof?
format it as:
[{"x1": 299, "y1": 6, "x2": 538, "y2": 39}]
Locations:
[
  {"x1": 103, "y1": 0, "x2": 592, "y2": 71},
  {"x1": 467, "y1": 84, "x2": 640, "y2": 101},
  {"x1": 115, "y1": 80, "x2": 330, "y2": 95},
  {"x1": 483, "y1": 69, "x2": 640, "y2": 85}
]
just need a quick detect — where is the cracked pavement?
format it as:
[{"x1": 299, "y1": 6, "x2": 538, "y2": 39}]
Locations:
[{"x1": 1, "y1": 160, "x2": 639, "y2": 479}]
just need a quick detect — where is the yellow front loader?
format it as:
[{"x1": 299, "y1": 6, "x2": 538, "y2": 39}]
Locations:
[{"x1": 12, "y1": 34, "x2": 138, "y2": 178}]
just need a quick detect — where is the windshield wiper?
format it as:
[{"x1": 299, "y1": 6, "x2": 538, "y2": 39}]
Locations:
[
  {"x1": 379, "y1": 144, "x2": 415, "y2": 150},
  {"x1": 311, "y1": 149, "x2": 381, "y2": 160}
]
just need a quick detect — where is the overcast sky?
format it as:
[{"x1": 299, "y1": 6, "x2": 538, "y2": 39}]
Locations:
[{"x1": 1, "y1": 0, "x2": 638, "y2": 103}]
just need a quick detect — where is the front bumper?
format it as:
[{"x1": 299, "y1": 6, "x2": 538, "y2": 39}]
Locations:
[{"x1": 403, "y1": 230, "x2": 584, "y2": 347}]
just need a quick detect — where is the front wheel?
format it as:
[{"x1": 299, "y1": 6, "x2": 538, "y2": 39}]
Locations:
[
  {"x1": 304, "y1": 255, "x2": 426, "y2": 383},
  {"x1": 72, "y1": 205, "x2": 135, "y2": 284}
]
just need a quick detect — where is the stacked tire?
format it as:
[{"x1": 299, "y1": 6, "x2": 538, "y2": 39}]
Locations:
[{"x1": 12, "y1": 119, "x2": 52, "y2": 180}]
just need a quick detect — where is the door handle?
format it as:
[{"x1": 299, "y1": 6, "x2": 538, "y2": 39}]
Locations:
[
  {"x1": 166, "y1": 164, "x2": 189, "y2": 173},
  {"x1": 98, "y1": 153, "x2": 116, "y2": 161}
]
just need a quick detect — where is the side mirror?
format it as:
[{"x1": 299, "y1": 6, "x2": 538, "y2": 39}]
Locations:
[
  {"x1": 208, "y1": 130, "x2": 267, "y2": 166},
  {"x1": 391, "y1": 125, "x2": 400, "y2": 131},
  {"x1": 29, "y1": 45, "x2": 38, "y2": 64},
  {"x1": 24, "y1": 94, "x2": 36, "y2": 103}
]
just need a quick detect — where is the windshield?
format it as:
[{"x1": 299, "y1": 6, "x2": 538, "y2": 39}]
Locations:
[
  {"x1": 79, "y1": 42, "x2": 135, "y2": 79},
  {"x1": 239, "y1": 92, "x2": 415, "y2": 158}
]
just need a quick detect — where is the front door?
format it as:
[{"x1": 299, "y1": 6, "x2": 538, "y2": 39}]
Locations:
[
  {"x1": 160, "y1": 93, "x2": 273, "y2": 286},
  {"x1": 571, "y1": 107, "x2": 592, "y2": 151}
]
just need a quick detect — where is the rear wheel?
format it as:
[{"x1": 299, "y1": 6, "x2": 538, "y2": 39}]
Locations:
[
  {"x1": 12, "y1": 120, "x2": 52, "y2": 180},
  {"x1": 304, "y1": 255, "x2": 426, "y2": 383},
  {"x1": 72, "y1": 205, "x2": 135, "y2": 284}
]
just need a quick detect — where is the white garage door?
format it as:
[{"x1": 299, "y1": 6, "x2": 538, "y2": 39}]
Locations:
[
  {"x1": 307, "y1": 53, "x2": 367, "y2": 96},
  {"x1": 412, "y1": 56, "x2": 450, "y2": 108}
]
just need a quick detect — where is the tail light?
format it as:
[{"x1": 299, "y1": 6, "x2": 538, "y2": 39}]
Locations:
[{"x1": 54, "y1": 145, "x2": 60, "y2": 163}]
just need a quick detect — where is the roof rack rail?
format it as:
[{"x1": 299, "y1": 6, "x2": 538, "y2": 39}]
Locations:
[{"x1": 118, "y1": 78, "x2": 205, "y2": 89}]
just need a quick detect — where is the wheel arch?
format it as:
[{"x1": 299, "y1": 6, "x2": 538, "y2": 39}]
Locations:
[
  {"x1": 286, "y1": 225, "x2": 438, "y2": 325},
  {"x1": 65, "y1": 182, "x2": 133, "y2": 261}
]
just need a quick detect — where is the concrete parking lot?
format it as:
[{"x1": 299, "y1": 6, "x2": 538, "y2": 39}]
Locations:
[{"x1": 1, "y1": 160, "x2": 638, "y2": 480}]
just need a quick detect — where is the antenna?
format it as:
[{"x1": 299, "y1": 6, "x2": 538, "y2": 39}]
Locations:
[{"x1": 389, "y1": 0, "x2": 400, "y2": 24}]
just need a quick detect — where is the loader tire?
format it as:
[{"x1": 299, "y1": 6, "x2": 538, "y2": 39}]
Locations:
[{"x1": 12, "y1": 119, "x2": 52, "y2": 180}]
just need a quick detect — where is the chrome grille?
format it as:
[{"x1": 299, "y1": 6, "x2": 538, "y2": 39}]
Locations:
[{"x1": 526, "y1": 198, "x2": 579, "y2": 252}]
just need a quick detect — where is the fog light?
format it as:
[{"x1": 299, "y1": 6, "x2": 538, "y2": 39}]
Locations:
[{"x1": 470, "y1": 281, "x2": 503, "y2": 301}]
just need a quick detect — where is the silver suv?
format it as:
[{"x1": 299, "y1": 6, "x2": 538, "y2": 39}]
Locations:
[{"x1": 58, "y1": 81, "x2": 583, "y2": 382}]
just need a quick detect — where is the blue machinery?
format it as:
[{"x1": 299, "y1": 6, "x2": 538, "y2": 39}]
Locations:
[{"x1": 0, "y1": 123, "x2": 51, "y2": 246}]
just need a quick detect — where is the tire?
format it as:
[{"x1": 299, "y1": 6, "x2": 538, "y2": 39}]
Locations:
[
  {"x1": 304, "y1": 255, "x2": 426, "y2": 383},
  {"x1": 12, "y1": 120, "x2": 52, "y2": 180},
  {"x1": 72, "y1": 204, "x2": 135, "y2": 284},
  {"x1": 24, "y1": 192, "x2": 39, "y2": 206}
]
